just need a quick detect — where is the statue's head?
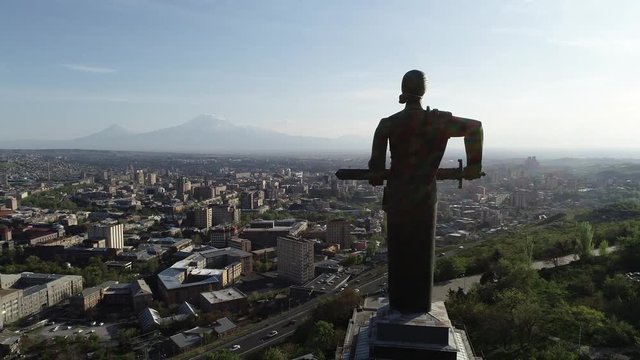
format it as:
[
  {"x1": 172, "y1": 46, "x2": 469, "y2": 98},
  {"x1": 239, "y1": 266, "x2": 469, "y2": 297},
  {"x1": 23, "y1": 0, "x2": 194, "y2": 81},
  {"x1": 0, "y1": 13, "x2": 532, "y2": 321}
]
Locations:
[{"x1": 399, "y1": 70, "x2": 426, "y2": 104}]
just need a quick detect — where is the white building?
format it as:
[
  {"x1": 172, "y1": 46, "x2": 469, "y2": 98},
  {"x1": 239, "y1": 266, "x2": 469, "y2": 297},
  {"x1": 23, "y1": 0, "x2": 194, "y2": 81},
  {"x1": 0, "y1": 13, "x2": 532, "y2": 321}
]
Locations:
[{"x1": 88, "y1": 222, "x2": 124, "y2": 249}]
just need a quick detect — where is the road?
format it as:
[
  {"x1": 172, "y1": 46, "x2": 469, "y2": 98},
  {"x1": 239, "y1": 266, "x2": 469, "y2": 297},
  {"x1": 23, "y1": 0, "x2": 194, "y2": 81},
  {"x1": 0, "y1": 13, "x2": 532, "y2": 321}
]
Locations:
[{"x1": 187, "y1": 248, "x2": 613, "y2": 358}]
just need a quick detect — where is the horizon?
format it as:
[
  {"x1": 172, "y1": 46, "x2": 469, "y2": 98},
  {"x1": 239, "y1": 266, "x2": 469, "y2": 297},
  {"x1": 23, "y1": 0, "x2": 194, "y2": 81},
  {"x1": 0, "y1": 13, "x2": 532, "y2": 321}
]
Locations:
[{"x1": 1, "y1": 1, "x2": 640, "y2": 152}]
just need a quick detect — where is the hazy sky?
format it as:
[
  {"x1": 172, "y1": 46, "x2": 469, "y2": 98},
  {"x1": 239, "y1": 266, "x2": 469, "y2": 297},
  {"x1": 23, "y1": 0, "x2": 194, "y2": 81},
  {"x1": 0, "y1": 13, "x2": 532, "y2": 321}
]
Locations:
[{"x1": 1, "y1": 0, "x2": 639, "y2": 151}]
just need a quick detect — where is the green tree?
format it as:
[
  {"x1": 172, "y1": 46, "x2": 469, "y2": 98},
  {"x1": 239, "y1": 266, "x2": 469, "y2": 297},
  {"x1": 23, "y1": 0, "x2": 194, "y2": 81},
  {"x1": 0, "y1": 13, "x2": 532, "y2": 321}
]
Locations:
[
  {"x1": 366, "y1": 240, "x2": 378, "y2": 259},
  {"x1": 435, "y1": 256, "x2": 466, "y2": 281},
  {"x1": 598, "y1": 239, "x2": 609, "y2": 256},
  {"x1": 262, "y1": 347, "x2": 287, "y2": 360},
  {"x1": 576, "y1": 222, "x2": 594, "y2": 259},
  {"x1": 305, "y1": 320, "x2": 336, "y2": 354}
]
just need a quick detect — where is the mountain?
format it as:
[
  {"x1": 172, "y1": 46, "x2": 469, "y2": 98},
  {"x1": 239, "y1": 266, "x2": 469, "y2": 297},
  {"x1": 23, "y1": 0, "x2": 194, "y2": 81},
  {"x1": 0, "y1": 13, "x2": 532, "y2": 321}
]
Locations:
[{"x1": 0, "y1": 115, "x2": 370, "y2": 154}]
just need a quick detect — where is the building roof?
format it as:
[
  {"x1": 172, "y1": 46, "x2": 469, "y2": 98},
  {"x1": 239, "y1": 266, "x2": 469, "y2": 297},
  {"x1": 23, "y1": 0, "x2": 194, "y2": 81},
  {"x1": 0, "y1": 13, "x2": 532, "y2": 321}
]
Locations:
[
  {"x1": 177, "y1": 301, "x2": 198, "y2": 317},
  {"x1": 169, "y1": 332, "x2": 201, "y2": 349},
  {"x1": 200, "y1": 287, "x2": 247, "y2": 305},
  {"x1": 213, "y1": 317, "x2": 236, "y2": 334}
]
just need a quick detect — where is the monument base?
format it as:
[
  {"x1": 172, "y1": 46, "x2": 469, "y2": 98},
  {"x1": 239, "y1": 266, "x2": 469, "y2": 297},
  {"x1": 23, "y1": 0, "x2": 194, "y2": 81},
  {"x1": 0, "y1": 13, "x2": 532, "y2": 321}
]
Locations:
[
  {"x1": 339, "y1": 298, "x2": 477, "y2": 360},
  {"x1": 370, "y1": 301, "x2": 459, "y2": 360}
]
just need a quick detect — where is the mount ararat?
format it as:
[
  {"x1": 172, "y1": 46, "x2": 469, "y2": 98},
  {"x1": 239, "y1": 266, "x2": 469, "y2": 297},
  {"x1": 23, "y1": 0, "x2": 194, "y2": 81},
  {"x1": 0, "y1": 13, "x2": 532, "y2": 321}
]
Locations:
[{"x1": 0, "y1": 115, "x2": 370, "y2": 154}]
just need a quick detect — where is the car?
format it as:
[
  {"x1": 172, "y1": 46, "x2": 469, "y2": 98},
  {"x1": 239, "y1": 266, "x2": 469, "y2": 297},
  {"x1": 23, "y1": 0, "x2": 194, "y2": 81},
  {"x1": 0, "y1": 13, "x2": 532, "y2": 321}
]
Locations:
[
  {"x1": 50, "y1": 326, "x2": 60, "y2": 332},
  {"x1": 268, "y1": 330, "x2": 278, "y2": 337},
  {"x1": 230, "y1": 345, "x2": 241, "y2": 351},
  {"x1": 98, "y1": 322, "x2": 104, "y2": 326},
  {"x1": 75, "y1": 329, "x2": 84, "y2": 334},
  {"x1": 285, "y1": 320, "x2": 296, "y2": 327},
  {"x1": 67, "y1": 326, "x2": 72, "y2": 330},
  {"x1": 354, "y1": 289, "x2": 360, "y2": 293},
  {"x1": 91, "y1": 321, "x2": 97, "y2": 326},
  {"x1": 88, "y1": 330, "x2": 95, "y2": 334}
]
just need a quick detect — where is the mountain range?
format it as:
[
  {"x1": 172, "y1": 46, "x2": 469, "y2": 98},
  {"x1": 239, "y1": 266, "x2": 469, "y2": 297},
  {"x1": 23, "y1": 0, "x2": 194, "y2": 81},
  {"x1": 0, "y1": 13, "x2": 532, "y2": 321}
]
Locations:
[{"x1": 0, "y1": 115, "x2": 370, "y2": 154}]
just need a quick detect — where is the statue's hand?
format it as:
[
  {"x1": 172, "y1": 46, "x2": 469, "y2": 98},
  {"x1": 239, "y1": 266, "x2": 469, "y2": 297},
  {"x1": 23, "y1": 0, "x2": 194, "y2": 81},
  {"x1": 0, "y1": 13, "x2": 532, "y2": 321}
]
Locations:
[
  {"x1": 463, "y1": 165, "x2": 482, "y2": 180},
  {"x1": 369, "y1": 171, "x2": 385, "y2": 186}
]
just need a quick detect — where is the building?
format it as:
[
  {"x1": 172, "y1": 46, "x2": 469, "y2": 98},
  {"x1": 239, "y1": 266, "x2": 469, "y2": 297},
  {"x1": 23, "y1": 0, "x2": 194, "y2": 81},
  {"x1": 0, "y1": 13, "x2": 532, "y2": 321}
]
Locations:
[
  {"x1": 157, "y1": 247, "x2": 252, "y2": 304},
  {"x1": 212, "y1": 205, "x2": 240, "y2": 226},
  {"x1": 199, "y1": 287, "x2": 248, "y2": 313},
  {"x1": 194, "y1": 208, "x2": 212, "y2": 229},
  {"x1": 193, "y1": 187, "x2": 215, "y2": 201},
  {"x1": 147, "y1": 172, "x2": 157, "y2": 185},
  {"x1": 241, "y1": 219, "x2": 308, "y2": 249},
  {"x1": 176, "y1": 177, "x2": 191, "y2": 197},
  {"x1": 228, "y1": 238, "x2": 251, "y2": 253},
  {"x1": 135, "y1": 170, "x2": 145, "y2": 185},
  {"x1": 511, "y1": 189, "x2": 538, "y2": 209},
  {"x1": 240, "y1": 190, "x2": 264, "y2": 210},
  {"x1": 88, "y1": 222, "x2": 124, "y2": 249},
  {"x1": 277, "y1": 236, "x2": 314, "y2": 285},
  {"x1": 0, "y1": 273, "x2": 83, "y2": 326},
  {"x1": 4, "y1": 198, "x2": 17, "y2": 211},
  {"x1": 327, "y1": 219, "x2": 351, "y2": 249},
  {"x1": 209, "y1": 225, "x2": 237, "y2": 248}
]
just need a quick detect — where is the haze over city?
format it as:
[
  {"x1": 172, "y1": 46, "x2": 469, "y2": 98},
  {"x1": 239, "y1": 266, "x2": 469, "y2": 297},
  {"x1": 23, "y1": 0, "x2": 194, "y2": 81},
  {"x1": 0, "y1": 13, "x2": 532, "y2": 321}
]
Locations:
[{"x1": 1, "y1": 0, "x2": 639, "y2": 154}]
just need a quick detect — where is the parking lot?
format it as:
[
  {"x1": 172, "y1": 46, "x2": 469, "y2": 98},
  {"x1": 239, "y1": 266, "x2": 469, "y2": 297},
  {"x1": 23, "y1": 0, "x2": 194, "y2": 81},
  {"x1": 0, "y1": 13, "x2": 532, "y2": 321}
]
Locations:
[{"x1": 37, "y1": 321, "x2": 119, "y2": 341}]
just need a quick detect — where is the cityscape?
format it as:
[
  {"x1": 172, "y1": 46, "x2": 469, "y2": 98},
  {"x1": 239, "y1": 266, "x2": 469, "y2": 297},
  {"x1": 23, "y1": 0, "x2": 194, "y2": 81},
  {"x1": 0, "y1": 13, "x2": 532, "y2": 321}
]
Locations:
[
  {"x1": 0, "y1": 148, "x2": 639, "y2": 359},
  {"x1": 2, "y1": 1, "x2": 640, "y2": 359}
]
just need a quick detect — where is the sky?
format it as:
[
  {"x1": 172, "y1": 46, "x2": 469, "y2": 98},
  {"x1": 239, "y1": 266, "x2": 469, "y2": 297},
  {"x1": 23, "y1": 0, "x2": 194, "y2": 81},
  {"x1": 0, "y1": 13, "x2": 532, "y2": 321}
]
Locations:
[{"x1": 1, "y1": 0, "x2": 639, "y2": 152}]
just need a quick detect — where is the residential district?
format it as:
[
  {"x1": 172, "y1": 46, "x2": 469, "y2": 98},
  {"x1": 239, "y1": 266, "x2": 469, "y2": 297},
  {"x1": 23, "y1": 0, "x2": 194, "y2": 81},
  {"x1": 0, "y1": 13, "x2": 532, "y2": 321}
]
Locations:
[{"x1": 0, "y1": 150, "x2": 638, "y2": 359}]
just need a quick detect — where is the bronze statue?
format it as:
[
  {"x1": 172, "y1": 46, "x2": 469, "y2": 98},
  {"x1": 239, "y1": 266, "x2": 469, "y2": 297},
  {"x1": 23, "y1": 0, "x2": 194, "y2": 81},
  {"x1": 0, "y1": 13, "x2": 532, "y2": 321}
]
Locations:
[{"x1": 337, "y1": 70, "x2": 483, "y2": 314}]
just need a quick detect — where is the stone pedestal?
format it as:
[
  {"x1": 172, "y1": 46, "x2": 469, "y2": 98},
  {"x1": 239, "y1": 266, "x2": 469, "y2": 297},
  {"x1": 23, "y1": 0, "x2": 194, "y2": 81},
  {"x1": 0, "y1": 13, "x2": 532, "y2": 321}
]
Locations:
[{"x1": 369, "y1": 301, "x2": 462, "y2": 360}]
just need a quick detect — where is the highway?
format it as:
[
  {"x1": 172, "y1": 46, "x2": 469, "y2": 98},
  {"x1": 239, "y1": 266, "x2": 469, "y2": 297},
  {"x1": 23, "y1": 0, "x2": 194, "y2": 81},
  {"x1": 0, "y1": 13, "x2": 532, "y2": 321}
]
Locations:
[{"x1": 186, "y1": 265, "x2": 474, "y2": 359}]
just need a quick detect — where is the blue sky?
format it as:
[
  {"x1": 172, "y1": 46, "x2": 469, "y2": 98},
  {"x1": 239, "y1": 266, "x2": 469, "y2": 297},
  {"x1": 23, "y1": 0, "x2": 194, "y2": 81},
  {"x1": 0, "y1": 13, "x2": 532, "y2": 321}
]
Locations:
[{"x1": 1, "y1": 0, "x2": 639, "y2": 150}]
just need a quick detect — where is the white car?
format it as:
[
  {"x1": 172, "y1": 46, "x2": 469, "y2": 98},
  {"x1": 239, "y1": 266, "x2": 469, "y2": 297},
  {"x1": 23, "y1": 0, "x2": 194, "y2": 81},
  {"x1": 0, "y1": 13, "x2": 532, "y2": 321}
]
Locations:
[
  {"x1": 268, "y1": 330, "x2": 278, "y2": 337},
  {"x1": 230, "y1": 345, "x2": 241, "y2": 351}
]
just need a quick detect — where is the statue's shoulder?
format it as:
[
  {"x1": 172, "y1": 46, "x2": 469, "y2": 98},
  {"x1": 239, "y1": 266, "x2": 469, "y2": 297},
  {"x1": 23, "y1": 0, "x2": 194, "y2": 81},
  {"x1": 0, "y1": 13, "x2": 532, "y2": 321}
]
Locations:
[{"x1": 426, "y1": 106, "x2": 453, "y2": 120}]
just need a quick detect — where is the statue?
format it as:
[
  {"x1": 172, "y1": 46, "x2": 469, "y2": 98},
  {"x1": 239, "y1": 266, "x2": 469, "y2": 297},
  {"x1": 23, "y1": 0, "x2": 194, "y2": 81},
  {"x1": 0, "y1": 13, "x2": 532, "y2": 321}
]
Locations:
[{"x1": 336, "y1": 70, "x2": 484, "y2": 314}]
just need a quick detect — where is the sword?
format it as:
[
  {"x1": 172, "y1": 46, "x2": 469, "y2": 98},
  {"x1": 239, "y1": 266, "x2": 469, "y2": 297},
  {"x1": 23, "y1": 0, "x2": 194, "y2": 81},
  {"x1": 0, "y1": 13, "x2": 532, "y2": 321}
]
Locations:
[{"x1": 335, "y1": 159, "x2": 485, "y2": 189}]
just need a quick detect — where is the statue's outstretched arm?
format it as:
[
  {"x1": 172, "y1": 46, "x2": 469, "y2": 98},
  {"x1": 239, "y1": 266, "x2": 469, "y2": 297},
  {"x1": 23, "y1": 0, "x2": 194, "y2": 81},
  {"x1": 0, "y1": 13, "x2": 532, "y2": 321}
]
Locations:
[{"x1": 445, "y1": 115, "x2": 483, "y2": 179}]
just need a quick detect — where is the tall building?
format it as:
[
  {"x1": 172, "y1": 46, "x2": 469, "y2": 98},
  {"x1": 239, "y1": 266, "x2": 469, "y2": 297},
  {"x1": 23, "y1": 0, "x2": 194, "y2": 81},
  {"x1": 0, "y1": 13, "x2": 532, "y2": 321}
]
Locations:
[
  {"x1": 135, "y1": 170, "x2": 145, "y2": 185},
  {"x1": 240, "y1": 190, "x2": 264, "y2": 210},
  {"x1": 194, "y1": 207, "x2": 213, "y2": 229},
  {"x1": 277, "y1": 235, "x2": 314, "y2": 285},
  {"x1": 212, "y1": 205, "x2": 240, "y2": 226},
  {"x1": 327, "y1": 218, "x2": 351, "y2": 249},
  {"x1": 176, "y1": 177, "x2": 191, "y2": 197},
  {"x1": 88, "y1": 222, "x2": 124, "y2": 249},
  {"x1": 147, "y1": 172, "x2": 157, "y2": 185}
]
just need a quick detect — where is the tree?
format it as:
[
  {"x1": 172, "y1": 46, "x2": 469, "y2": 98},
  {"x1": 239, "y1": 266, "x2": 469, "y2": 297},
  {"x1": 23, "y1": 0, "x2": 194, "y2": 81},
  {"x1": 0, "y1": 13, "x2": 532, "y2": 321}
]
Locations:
[
  {"x1": 262, "y1": 347, "x2": 287, "y2": 360},
  {"x1": 435, "y1": 256, "x2": 466, "y2": 281},
  {"x1": 576, "y1": 222, "x2": 594, "y2": 259},
  {"x1": 305, "y1": 320, "x2": 335, "y2": 354},
  {"x1": 598, "y1": 240, "x2": 609, "y2": 256},
  {"x1": 366, "y1": 240, "x2": 378, "y2": 259}
]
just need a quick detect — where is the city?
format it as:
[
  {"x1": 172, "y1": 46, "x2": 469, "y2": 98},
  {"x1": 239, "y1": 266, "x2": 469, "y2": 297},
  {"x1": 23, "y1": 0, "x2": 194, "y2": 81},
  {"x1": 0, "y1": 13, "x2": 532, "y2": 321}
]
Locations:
[
  {"x1": 0, "y1": 149, "x2": 639, "y2": 359},
  {"x1": 2, "y1": 1, "x2": 640, "y2": 359}
]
